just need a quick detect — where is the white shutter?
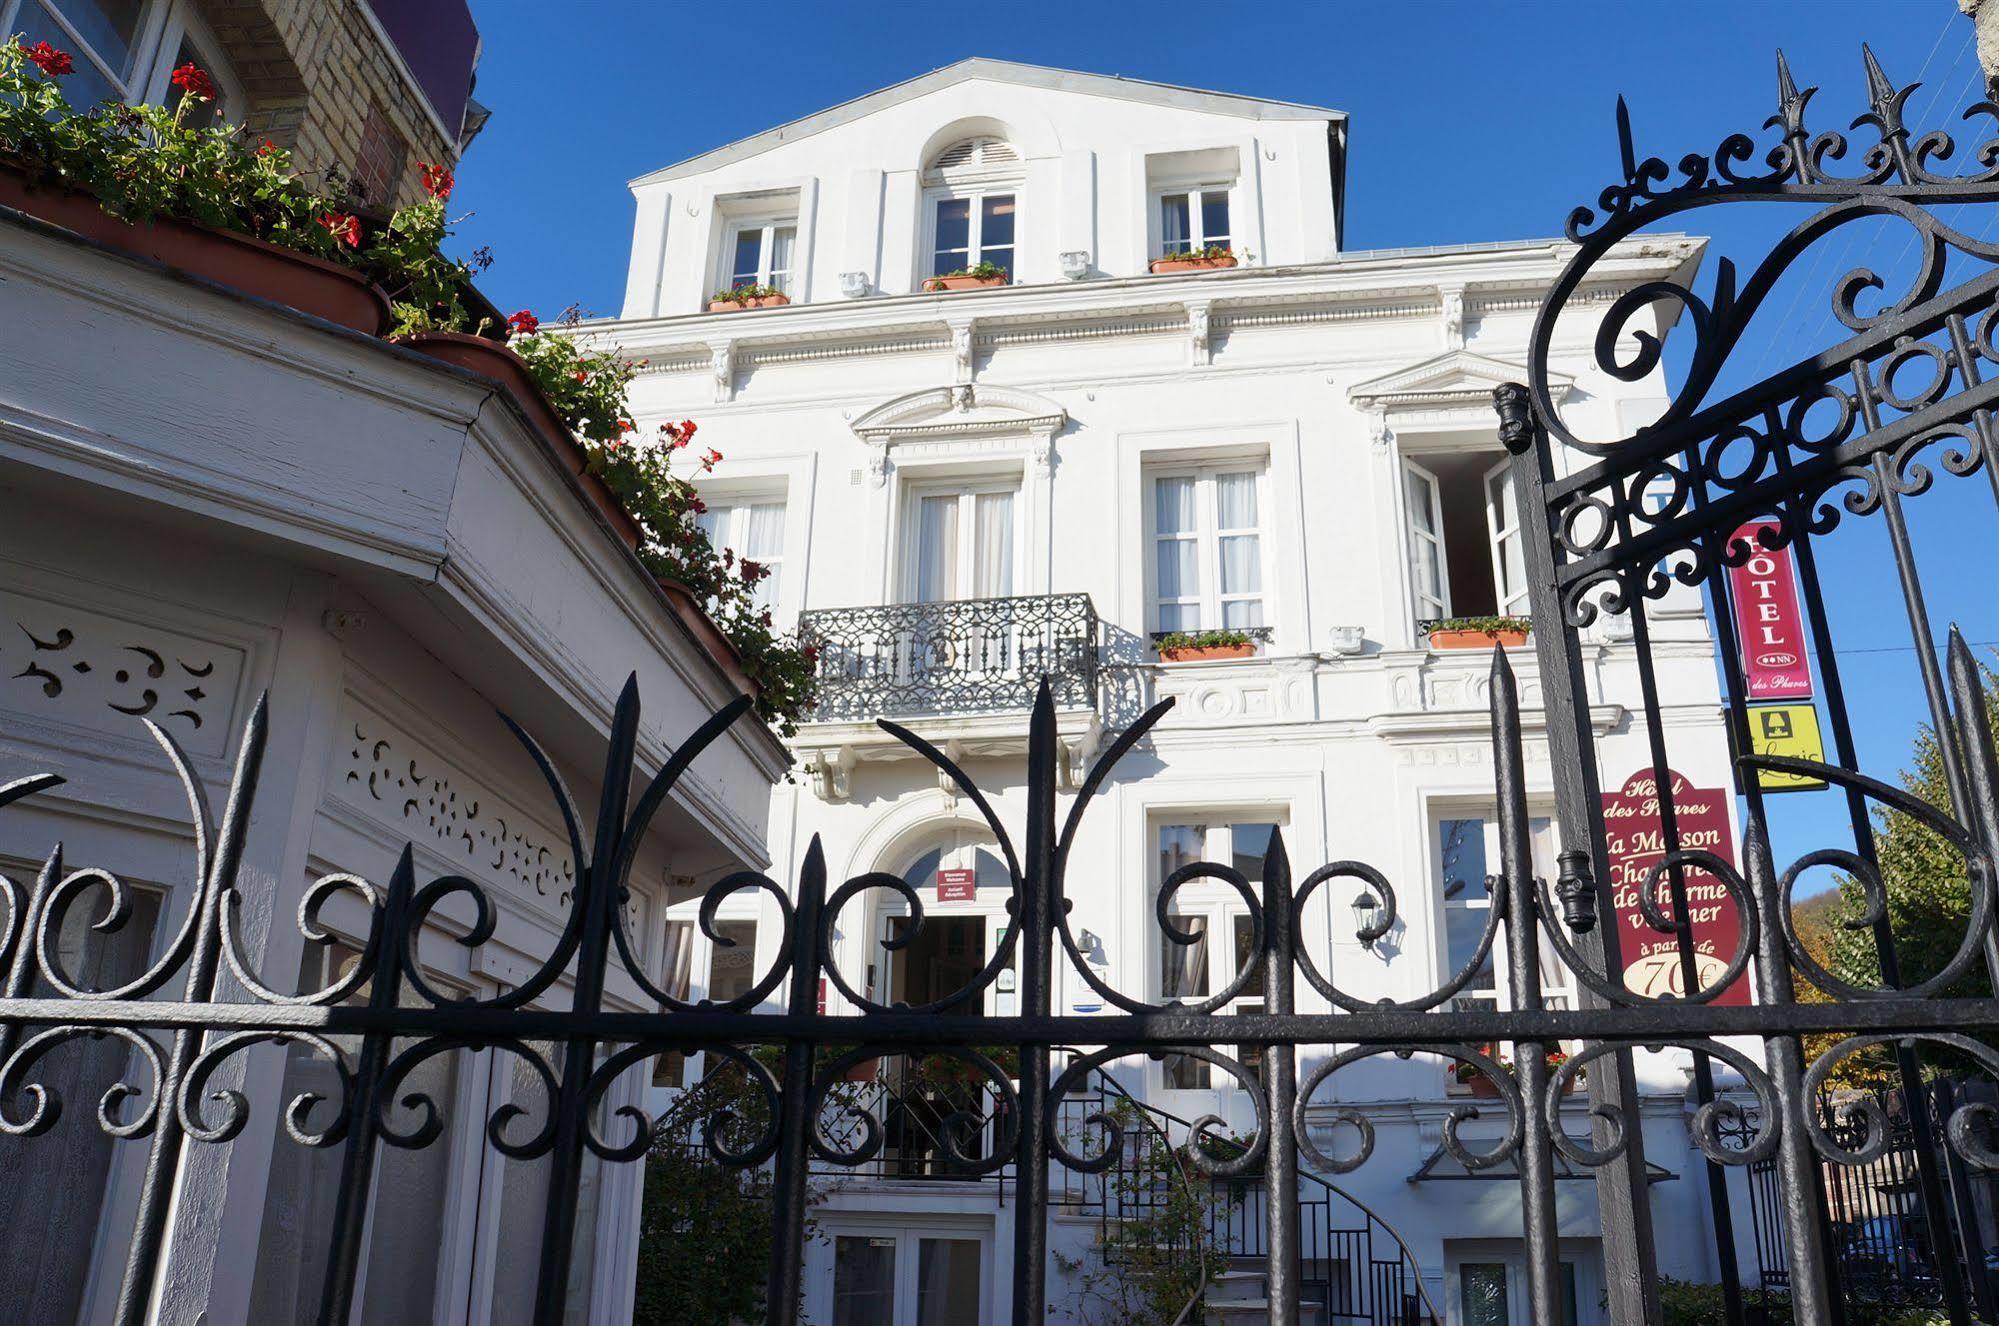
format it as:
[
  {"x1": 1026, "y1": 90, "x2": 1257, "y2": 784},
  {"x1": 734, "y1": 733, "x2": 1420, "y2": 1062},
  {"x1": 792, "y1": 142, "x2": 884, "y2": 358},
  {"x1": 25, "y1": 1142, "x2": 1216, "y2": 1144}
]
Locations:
[{"x1": 1484, "y1": 456, "x2": 1529, "y2": 616}]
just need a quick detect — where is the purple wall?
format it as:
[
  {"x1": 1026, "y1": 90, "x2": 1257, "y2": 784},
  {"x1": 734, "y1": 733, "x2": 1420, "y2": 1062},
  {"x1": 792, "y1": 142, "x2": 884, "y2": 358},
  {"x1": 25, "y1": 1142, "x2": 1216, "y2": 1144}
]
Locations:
[{"x1": 363, "y1": 0, "x2": 480, "y2": 139}]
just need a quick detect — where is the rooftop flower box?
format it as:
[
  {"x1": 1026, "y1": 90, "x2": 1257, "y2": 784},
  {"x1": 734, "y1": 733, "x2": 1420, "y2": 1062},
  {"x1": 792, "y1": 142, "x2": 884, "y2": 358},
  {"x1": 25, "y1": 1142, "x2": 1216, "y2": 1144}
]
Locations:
[
  {"x1": 1150, "y1": 246, "x2": 1242, "y2": 274},
  {"x1": 1157, "y1": 629, "x2": 1256, "y2": 663},
  {"x1": 925, "y1": 261, "x2": 1009, "y2": 292},
  {"x1": 1426, "y1": 616, "x2": 1532, "y2": 650},
  {"x1": 708, "y1": 283, "x2": 790, "y2": 312},
  {"x1": 0, "y1": 37, "x2": 817, "y2": 735}
]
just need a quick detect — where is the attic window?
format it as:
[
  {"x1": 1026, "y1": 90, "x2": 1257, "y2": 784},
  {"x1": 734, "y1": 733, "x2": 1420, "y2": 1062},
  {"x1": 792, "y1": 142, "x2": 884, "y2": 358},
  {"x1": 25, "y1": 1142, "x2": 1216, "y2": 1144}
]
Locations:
[{"x1": 925, "y1": 136, "x2": 1022, "y2": 187}]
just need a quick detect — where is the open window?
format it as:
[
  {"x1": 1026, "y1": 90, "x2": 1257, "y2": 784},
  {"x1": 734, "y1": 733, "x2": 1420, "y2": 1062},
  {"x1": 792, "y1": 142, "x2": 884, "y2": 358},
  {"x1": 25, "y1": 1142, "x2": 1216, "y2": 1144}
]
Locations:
[
  {"x1": 8, "y1": 0, "x2": 243, "y2": 121},
  {"x1": 1402, "y1": 448, "x2": 1528, "y2": 625}
]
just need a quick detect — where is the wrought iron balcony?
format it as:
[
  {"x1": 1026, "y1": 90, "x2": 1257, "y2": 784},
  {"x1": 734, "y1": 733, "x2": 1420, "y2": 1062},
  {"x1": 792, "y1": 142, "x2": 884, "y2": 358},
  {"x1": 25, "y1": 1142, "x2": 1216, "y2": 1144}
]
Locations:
[{"x1": 798, "y1": 593, "x2": 1099, "y2": 722}]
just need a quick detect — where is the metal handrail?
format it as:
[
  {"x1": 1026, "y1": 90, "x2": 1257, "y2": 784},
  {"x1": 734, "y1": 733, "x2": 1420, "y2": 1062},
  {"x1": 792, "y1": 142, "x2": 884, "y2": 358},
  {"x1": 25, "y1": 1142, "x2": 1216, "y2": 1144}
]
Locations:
[
  {"x1": 798, "y1": 592, "x2": 1099, "y2": 721},
  {"x1": 1052, "y1": 1048, "x2": 1441, "y2": 1325}
]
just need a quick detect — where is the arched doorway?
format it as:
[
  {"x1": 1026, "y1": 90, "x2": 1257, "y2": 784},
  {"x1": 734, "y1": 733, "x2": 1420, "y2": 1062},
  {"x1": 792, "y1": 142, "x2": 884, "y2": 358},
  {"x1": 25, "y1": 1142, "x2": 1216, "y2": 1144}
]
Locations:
[{"x1": 876, "y1": 827, "x2": 1013, "y2": 1014}]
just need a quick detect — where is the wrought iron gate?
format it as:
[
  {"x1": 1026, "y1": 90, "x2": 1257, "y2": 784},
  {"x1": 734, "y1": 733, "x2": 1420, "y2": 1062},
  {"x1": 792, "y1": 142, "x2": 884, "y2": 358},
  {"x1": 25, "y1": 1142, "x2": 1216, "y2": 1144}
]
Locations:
[{"x1": 5, "y1": 42, "x2": 1999, "y2": 1326}]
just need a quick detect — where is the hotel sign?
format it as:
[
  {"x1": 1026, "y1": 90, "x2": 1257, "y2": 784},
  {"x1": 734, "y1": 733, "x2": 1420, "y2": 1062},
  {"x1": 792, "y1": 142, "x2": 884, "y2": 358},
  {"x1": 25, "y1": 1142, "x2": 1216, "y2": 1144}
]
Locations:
[
  {"x1": 1728, "y1": 521, "x2": 1813, "y2": 700},
  {"x1": 1601, "y1": 768, "x2": 1749, "y2": 1005},
  {"x1": 936, "y1": 867, "x2": 976, "y2": 902}
]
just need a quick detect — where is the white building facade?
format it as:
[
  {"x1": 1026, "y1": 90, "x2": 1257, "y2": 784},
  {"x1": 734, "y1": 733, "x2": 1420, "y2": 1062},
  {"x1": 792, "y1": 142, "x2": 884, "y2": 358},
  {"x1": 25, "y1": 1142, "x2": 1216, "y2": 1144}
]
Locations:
[{"x1": 596, "y1": 59, "x2": 1744, "y2": 1326}]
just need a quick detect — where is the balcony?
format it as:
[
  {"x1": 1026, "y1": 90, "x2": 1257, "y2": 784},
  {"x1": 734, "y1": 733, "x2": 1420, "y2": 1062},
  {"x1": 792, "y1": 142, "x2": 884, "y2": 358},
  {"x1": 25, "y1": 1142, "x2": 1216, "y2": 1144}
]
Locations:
[{"x1": 793, "y1": 594, "x2": 1101, "y2": 796}]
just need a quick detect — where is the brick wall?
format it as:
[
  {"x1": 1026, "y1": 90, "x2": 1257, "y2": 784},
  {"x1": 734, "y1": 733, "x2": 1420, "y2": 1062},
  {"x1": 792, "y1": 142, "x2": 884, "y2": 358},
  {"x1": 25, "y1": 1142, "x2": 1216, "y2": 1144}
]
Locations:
[{"x1": 194, "y1": 0, "x2": 462, "y2": 210}]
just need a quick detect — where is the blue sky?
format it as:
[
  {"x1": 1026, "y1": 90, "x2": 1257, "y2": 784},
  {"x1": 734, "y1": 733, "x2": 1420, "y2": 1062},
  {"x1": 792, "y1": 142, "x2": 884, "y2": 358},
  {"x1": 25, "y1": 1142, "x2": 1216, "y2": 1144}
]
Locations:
[{"x1": 457, "y1": 1, "x2": 1994, "y2": 884}]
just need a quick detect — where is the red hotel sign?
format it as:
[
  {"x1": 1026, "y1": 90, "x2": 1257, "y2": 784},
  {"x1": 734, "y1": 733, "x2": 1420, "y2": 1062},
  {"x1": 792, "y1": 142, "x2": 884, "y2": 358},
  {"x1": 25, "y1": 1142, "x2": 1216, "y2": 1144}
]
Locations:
[
  {"x1": 1728, "y1": 521, "x2": 1813, "y2": 700},
  {"x1": 936, "y1": 867, "x2": 976, "y2": 902},
  {"x1": 1600, "y1": 769, "x2": 1749, "y2": 1005}
]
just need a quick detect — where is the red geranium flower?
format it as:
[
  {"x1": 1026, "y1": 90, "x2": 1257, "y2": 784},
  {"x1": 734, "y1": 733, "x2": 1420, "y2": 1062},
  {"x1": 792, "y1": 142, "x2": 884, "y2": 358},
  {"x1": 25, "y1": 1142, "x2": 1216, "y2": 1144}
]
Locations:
[
  {"x1": 689, "y1": 497, "x2": 707, "y2": 514},
  {"x1": 702, "y1": 448, "x2": 723, "y2": 468},
  {"x1": 574, "y1": 370, "x2": 589, "y2": 383},
  {"x1": 678, "y1": 419, "x2": 697, "y2": 440},
  {"x1": 418, "y1": 161, "x2": 454, "y2": 200},
  {"x1": 170, "y1": 62, "x2": 215, "y2": 101},
  {"x1": 257, "y1": 139, "x2": 276, "y2": 156},
  {"x1": 317, "y1": 212, "x2": 362, "y2": 248},
  {"x1": 23, "y1": 41, "x2": 73, "y2": 77},
  {"x1": 506, "y1": 309, "x2": 539, "y2": 336}
]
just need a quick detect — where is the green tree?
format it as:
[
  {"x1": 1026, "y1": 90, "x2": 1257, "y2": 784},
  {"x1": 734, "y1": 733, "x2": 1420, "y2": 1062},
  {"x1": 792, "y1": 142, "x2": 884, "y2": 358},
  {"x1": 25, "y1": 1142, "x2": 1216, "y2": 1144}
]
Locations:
[{"x1": 1815, "y1": 660, "x2": 1999, "y2": 1085}]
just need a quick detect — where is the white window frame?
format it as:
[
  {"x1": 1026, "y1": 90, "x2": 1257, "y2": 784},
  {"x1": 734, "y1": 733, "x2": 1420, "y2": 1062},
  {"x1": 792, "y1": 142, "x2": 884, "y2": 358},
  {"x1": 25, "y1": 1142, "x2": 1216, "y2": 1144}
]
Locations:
[
  {"x1": 719, "y1": 215, "x2": 798, "y2": 296},
  {"x1": 1431, "y1": 809, "x2": 1578, "y2": 1095},
  {"x1": 924, "y1": 187, "x2": 1018, "y2": 280},
  {"x1": 3, "y1": 0, "x2": 243, "y2": 116},
  {"x1": 1147, "y1": 463, "x2": 1269, "y2": 636},
  {"x1": 1153, "y1": 182, "x2": 1234, "y2": 257},
  {"x1": 1152, "y1": 817, "x2": 1283, "y2": 1093},
  {"x1": 899, "y1": 477, "x2": 1021, "y2": 603},
  {"x1": 1484, "y1": 455, "x2": 1530, "y2": 616},
  {"x1": 695, "y1": 494, "x2": 787, "y2": 614}
]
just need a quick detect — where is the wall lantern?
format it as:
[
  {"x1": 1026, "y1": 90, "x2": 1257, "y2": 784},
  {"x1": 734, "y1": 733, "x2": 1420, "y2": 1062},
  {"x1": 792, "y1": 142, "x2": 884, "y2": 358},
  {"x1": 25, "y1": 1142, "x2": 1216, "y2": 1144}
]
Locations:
[{"x1": 1351, "y1": 889, "x2": 1384, "y2": 950}]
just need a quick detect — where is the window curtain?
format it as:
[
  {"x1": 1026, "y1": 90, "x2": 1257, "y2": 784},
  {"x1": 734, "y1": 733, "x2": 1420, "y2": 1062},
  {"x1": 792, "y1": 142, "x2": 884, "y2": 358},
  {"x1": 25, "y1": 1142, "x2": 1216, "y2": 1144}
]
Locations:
[
  {"x1": 746, "y1": 502, "x2": 785, "y2": 608},
  {"x1": 1160, "y1": 916, "x2": 1209, "y2": 999},
  {"x1": 769, "y1": 225, "x2": 796, "y2": 293},
  {"x1": 972, "y1": 492, "x2": 1013, "y2": 598},
  {"x1": 661, "y1": 920, "x2": 693, "y2": 1002},
  {"x1": 1154, "y1": 476, "x2": 1199, "y2": 631},
  {"x1": 1162, "y1": 193, "x2": 1191, "y2": 252},
  {"x1": 916, "y1": 495, "x2": 958, "y2": 602},
  {"x1": 1216, "y1": 473, "x2": 1262, "y2": 628}
]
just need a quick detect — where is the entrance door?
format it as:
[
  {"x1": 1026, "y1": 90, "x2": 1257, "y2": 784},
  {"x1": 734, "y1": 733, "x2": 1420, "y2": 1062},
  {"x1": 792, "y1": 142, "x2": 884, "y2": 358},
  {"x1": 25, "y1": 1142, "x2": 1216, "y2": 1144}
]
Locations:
[
  {"x1": 885, "y1": 832, "x2": 1013, "y2": 1015},
  {"x1": 1447, "y1": 1240, "x2": 1600, "y2": 1325},
  {"x1": 830, "y1": 1226, "x2": 989, "y2": 1326}
]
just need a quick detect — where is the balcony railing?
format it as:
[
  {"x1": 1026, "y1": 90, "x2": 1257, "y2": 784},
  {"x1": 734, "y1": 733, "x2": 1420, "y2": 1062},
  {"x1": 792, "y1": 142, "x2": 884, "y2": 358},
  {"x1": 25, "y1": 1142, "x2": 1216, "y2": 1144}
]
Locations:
[{"x1": 798, "y1": 593, "x2": 1099, "y2": 722}]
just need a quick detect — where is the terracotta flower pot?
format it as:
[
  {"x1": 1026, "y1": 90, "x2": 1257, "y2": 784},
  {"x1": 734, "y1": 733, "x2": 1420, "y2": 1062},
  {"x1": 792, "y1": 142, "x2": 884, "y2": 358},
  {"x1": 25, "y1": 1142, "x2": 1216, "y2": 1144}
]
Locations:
[
  {"x1": 924, "y1": 273, "x2": 1008, "y2": 292},
  {"x1": 1150, "y1": 255, "x2": 1238, "y2": 274},
  {"x1": 400, "y1": 331, "x2": 642, "y2": 551},
  {"x1": 655, "y1": 578, "x2": 760, "y2": 701},
  {"x1": 1428, "y1": 627, "x2": 1530, "y2": 650},
  {"x1": 1462, "y1": 1073, "x2": 1503, "y2": 1099},
  {"x1": 844, "y1": 1057, "x2": 881, "y2": 1083},
  {"x1": 1159, "y1": 642, "x2": 1256, "y2": 663},
  {"x1": 0, "y1": 162, "x2": 391, "y2": 335},
  {"x1": 707, "y1": 293, "x2": 791, "y2": 311}
]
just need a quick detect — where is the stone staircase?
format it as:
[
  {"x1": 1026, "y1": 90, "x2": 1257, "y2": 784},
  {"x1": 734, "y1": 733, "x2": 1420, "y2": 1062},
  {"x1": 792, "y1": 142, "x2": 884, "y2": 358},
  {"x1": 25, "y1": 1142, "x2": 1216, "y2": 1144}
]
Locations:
[{"x1": 1204, "y1": 1257, "x2": 1330, "y2": 1325}]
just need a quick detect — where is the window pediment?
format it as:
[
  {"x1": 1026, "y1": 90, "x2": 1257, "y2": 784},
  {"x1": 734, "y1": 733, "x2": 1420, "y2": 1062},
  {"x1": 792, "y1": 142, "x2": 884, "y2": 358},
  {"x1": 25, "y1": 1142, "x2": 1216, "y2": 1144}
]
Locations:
[
  {"x1": 1348, "y1": 350, "x2": 1574, "y2": 418},
  {"x1": 849, "y1": 384, "x2": 1067, "y2": 444}
]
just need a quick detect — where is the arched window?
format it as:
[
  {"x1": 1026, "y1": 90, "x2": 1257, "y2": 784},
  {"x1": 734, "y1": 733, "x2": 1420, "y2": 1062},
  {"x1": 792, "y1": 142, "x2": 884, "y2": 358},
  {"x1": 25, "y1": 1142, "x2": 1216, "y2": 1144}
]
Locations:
[{"x1": 922, "y1": 136, "x2": 1021, "y2": 283}]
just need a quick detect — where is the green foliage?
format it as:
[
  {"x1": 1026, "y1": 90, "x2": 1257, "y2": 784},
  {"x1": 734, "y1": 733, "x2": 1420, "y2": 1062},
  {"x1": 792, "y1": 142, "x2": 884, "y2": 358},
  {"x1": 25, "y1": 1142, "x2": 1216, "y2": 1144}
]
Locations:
[
  {"x1": 1653, "y1": 1278, "x2": 1946, "y2": 1326},
  {"x1": 708, "y1": 282, "x2": 787, "y2": 304},
  {"x1": 1060, "y1": 1099, "x2": 1232, "y2": 1326},
  {"x1": 0, "y1": 38, "x2": 816, "y2": 731},
  {"x1": 932, "y1": 260, "x2": 1009, "y2": 281},
  {"x1": 633, "y1": 1054, "x2": 789, "y2": 1326},
  {"x1": 1814, "y1": 658, "x2": 1999, "y2": 1086},
  {"x1": 1428, "y1": 615, "x2": 1533, "y2": 635},
  {"x1": 1157, "y1": 629, "x2": 1254, "y2": 652}
]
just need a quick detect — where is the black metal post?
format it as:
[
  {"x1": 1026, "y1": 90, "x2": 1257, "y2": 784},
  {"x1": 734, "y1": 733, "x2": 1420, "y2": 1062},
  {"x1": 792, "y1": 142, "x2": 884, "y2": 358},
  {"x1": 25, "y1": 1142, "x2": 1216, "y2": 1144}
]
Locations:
[
  {"x1": 1492, "y1": 647, "x2": 1565, "y2": 1323},
  {"x1": 1011, "y1": 682, "x2": 1056, "y2": 1326},
  {"x1": 1496, "y1": 383, "x2": 1662, "y2": 1326},
  {"x1": 1263, "y1": 829, "x2": 1300, "y2": 1326},
  {"x1": 765, "y1": 835, "x2": 826, "y2": 1326}
]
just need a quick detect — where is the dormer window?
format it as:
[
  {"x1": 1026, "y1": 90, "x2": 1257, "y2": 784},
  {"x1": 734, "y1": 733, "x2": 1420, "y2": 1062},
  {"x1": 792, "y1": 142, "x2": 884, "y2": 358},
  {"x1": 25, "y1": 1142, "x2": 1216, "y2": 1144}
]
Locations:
[
  {"x1": 1160, "y1": 188, "x2": 1231, "y2": 258},
  {"x1": 727, "y1": 219, "x2": 796, "y2": 295},
  {"x1": 924, "y1": 136, "x2": 1021, "y2": 283}
]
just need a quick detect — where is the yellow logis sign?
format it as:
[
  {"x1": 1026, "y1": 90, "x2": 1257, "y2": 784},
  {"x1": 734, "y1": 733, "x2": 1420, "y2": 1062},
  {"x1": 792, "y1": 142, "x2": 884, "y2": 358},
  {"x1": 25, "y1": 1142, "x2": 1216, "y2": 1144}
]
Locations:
[{"x1": 1747, "y1": 703, "x2": 1826, "y2": 792}]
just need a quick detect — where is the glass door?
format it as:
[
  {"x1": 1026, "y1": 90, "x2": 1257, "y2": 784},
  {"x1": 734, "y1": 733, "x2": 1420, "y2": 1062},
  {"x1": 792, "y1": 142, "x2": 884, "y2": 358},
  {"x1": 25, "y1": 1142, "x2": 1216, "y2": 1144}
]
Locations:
[
  {"x1": 831, "y1": 1227, "x2": 989, "y2": 1326},
  {"x1": 1447, "y1": 1242, "x2": 1593, "y2": 1325}
]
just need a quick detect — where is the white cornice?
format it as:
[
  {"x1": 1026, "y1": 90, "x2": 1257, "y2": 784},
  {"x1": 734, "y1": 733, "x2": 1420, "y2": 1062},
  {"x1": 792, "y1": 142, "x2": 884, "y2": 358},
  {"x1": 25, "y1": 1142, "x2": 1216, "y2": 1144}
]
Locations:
[{"x1": 1348, "y1": 349, "x2": 1576, "y2": 416}]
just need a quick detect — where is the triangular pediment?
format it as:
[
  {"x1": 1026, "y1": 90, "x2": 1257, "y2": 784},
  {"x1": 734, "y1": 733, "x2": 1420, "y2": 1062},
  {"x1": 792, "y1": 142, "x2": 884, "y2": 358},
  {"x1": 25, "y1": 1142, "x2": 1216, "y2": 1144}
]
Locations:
[
  {"x1": 850, "y1": 384, "x2": 1067, "y2": 443},
  {"x1": 1348, "y1": 351, "x2": 1571, "y2": 415}
]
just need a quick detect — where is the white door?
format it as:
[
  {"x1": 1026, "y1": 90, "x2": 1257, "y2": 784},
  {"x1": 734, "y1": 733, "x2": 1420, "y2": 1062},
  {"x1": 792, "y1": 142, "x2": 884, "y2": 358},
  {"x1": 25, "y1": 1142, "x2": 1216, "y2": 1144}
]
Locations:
[
  {"x1": 1483, "y1": 456, "x2": 1529, "y2": 616},
  {"x1": 1404, "y1": 459, "x2": 1449, "y2": 620},
  {"x1": 829, "y1": 1225, "x2": 991, "y2": 1326}
]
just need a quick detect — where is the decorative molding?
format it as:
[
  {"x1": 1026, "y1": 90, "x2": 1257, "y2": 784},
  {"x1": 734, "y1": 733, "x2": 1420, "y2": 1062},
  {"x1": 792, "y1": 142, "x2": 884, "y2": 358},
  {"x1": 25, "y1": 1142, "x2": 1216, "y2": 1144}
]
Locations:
[
  {"x1": 1185, "y1": 299, "x2": 1213, "y2": 367},
  {"x1": 948, "y1": 317, "x2": 977, "y2": 383},
  {"x1": 0, "y1": 588, "x2": 242, "y2": 754},
  {"x1": 1348, "y1": 348, "x2": 1574, "y2": 419},
  {"x1": 1440, "y1": 284, "x2": 1466, "y2": 350},
  {"x1": 849, "y1": 383, "x2": 1067, "y2": 446},
  {"x1": 708, "y1": 340, "x2": 735, "y2": 404},
  {"x1": 338, "y1": 709, "x2": 578, "y2": 905}
]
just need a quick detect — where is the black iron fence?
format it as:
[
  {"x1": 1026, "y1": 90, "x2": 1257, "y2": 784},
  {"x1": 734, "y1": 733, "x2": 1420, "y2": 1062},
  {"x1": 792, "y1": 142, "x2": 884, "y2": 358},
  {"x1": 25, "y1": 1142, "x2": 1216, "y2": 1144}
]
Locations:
[
  {"x1": 798, "y1": 592, "x2": 1099, "y2": 721},
  {"x1": 4, "y1": 42, "x2": 1999, "y2": 1326}
]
